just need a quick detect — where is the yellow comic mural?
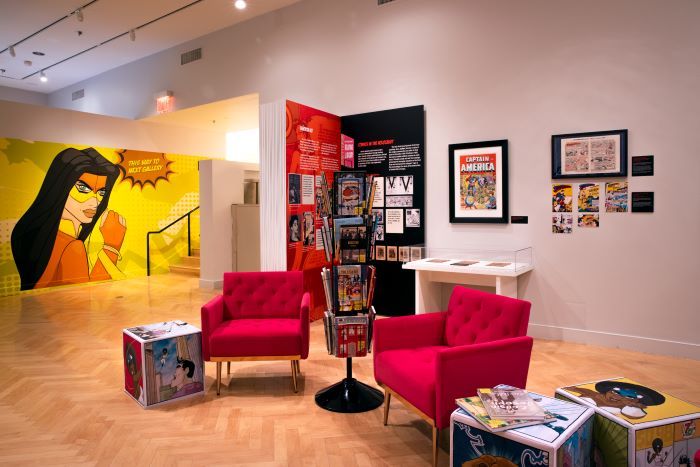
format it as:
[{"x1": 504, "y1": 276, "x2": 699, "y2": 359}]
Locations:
[{"x1": 0, "y1": 138, "x2": 206, "y2": 297}]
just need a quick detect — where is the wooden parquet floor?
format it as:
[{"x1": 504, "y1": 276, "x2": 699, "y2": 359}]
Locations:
[{"x1": 0, "y1": 274, "x2": 698, "y2": 466}]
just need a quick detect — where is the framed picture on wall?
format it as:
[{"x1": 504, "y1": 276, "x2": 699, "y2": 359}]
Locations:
[
  {"x1": 449, "y1": 139, "x2": 508, "y2": 223},
  {"x1": 551, "y1": 129, "x2": 628, "y2": 179}
]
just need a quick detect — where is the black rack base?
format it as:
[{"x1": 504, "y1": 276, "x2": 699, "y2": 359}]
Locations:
[{"x1": 315, "y1": 377, "x2": 384, "y2": 413}]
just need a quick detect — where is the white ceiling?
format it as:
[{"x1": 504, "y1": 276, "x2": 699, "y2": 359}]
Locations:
[{"x1": 0, "y1": 0, "x2": 300, "y2": 93}]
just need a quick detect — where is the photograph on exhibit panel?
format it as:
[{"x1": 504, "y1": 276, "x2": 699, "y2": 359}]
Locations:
[
  {"x1": 398, "y1": 246, "x2": 409, "y2": 262},
  {"x1": 144, "y1": 333, "x2": 204, "y2": 405},
  {"x1": 410, "y1": 247, "x2": 422, "y2": 261},
  {"x1": 375, "y1": 245, "x2": 386, "y2": 261},
  {"x1": 288, "y1": 173, "x2": 301, "y2": 205},
  {"x1": 578, "y1": 183, "x2": 600, "y2": 212},
  {"x1": 302, "y1": 211, "x2": 315, "y2": 246},
  {"x1": 405, "y1": 209, "x2": 420, "y2": 227},
  {"x1": 552, "y1": 184, "x2": 573, "y2": 212},
  {"x1": 386, "y1": 246, "x2": 397, "y2": 261},
  {"x1": 385, "y1": 175, "x2": 414, "y2": 195},
  {"x1": 605, "y1": 182, "x2": 628, "y2": 212}
]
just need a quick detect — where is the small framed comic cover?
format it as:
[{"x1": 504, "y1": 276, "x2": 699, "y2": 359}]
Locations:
[
  {"x1": 449, "y1": 139, "x2": 508, "y2": 223},
  {"x1": 551, "y1": 129, "x2": 628, "y2": 179}
]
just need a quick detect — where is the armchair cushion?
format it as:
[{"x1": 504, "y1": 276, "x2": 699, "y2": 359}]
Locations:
[
  {"x1": 445, "y1": 286, "x2": 530, "y2": 347},
  {"x1": 223, "y1": 271, "x2": 303, "y2": 320},
  {"x1": 375, "y1": 346, "x2": 446, "y2": 419},
  {"x1": 209, "y1": 318, "x2": 302, "y2": 358}
]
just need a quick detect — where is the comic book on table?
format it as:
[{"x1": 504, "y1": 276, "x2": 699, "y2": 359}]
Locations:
[
  {"x1": 477, "y1": 387, "x2": 548, "y2": 420},
  {"x1": 455, "y1": 396, "x2": 557, "y2": 433}
]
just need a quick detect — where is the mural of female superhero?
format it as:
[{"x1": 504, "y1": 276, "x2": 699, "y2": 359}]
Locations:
[{"x1": 11, "y1": 147, "x2": 126, "y2": 290}]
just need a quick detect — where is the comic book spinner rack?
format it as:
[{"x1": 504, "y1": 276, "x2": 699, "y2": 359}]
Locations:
[{"x1": 315, "y1": 170, "x2": 383, "y2": 413}]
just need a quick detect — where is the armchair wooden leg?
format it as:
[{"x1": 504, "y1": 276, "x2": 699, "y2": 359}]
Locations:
[
  {"x1": 291, "y1": 360, "x2": 298, "y2": 393},
  {"x1": 383, "y1": 391, "x2": 391, "y2": 425},
  {"x1": 216, "y1": 362, "x2": 222, "y2": 396},
  {"x1": 432, "y1": 426, "x2": 439, "y2": 467},
  {"x1": 227, "y1": 361, "x2": 230, "y2": 374},
  {"x1": 294, "y1": 359, "x2": 300, "y2": 374}
]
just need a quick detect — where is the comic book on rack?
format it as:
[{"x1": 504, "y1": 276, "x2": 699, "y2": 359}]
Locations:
[
  {"x1": 334, "y1": 315, "x2": 368, "y2": 358},
  {"x1": 477, "y1": 387, "x2": 548, "y2": 420},
  {"x1": 334, "y1": 171, "x2": 366, "y2": 216},
  {"x1": 333, "y1": 216, "x2": 367, "y2": 264},
  {"x1": 321, "y1": 267, "x2": 333, "y2": 312},
  {"x1": 334, "y1": 265, "x2": 364, "y2": 314}
]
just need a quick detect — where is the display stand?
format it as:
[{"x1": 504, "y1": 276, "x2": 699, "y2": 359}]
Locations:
[
  {"x1": 314, "y1": 357, "x2": 384, "y2": 413},
  {"x1": 315, "y1": 170, "x2": 383, "y2": 413}
]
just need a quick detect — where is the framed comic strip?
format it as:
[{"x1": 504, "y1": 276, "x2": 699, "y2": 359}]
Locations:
[
  {"x1": 449, "y1": 139, "x2": 508, "y2": 223},
  {"x1": 552, "y1": 129, "x2": 628, "y2": 179}
]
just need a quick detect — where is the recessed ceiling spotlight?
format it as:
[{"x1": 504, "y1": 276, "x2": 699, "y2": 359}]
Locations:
[
  {"x1": 129, "y1": 29, "x2": 136, "y2": 41},
  {"x1": 234, "y1": 0, "x2": 247, "y2": 10},
  {"x1": 76, "y1": 8, "x2": 84, "y2": 22},
  {"x1": 33, "y1": 51, "x2": 45, "y2": 56},
  {"x1": 8, "y1": 45, "x2": 16, "y2": 57},
  {"x1": 40, "y1": 71, "x2": 47, "y2": 82}
]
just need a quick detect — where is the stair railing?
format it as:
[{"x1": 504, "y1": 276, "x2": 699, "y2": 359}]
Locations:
[{"x1": 146, "y1": 206, "x2": 200, "y2": 276}]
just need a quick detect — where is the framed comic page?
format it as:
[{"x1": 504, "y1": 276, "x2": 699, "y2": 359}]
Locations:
[
  {"x1": 449, "y1": 139, "x2": 509, "y2": 223},
  {"x1": 552, "y1": 129, "x2": 628, "y2": 179}
]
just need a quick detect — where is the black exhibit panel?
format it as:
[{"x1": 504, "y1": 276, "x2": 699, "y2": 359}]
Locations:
[{"x1": 341, "y1": 105, "x2": 425, "y2": 316}]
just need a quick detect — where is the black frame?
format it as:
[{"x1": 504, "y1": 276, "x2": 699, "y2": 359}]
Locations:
[
  {"x1": 448, "y1": 139, "x2": 509, "y2": 224},
  {"x1": 552, "y1": 129, "x2": 628, "y2": 179}
]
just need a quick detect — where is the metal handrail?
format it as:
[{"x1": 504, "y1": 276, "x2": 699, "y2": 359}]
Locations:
[{"x1": 146, "y1": 206, "x2": 200, "y2": 276}]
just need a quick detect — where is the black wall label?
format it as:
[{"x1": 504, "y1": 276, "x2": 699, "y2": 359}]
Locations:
[
  {"x1": 511, "y1": 216, "x2": 529, "y2": 224},
  {"x1": 632, "y1": 155, "x2": 654, "y2": 177},
  {"x1": 631, "y1": 192, "x2": 654, "y2": 212}
]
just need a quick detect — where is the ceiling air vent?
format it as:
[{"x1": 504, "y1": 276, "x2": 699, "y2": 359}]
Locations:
[
  {"x1": 181, "y1": 48, "x2": 202, "y2": 65},
  {"x1": 72, "y1": 89, "x2": 85, "y2": 101}
]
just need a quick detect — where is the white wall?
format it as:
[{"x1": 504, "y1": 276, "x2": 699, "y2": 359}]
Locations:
[
  {"x1": 42, "y1": 0, "x2": 700, "y2": 358},
  {"x1": 0, "y1": 86, "x2": 48, "y2": 107},
  {"x1": 0, "y1": 99, "x2": 227, "y2": 157}
]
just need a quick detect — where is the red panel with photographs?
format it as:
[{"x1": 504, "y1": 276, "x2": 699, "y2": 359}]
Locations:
[{"x1": 286, "y1": 100, "x2": 340, "y2": 320}]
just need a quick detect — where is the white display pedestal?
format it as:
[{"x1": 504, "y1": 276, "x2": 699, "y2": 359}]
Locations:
[{"x1": 403, "y1": 259, "x2": 534, "y2": 314}]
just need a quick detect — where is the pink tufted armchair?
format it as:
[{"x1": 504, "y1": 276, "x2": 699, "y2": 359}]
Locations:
[
  {"x1": 200, "y1": 271, "x2": 310, "y2": 394},
  {"x1": 373, "y1": 286, "x2": 533, "y2": 466}
]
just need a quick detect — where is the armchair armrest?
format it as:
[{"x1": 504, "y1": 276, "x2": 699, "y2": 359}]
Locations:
[
  {"x1": 201, "y1": 294, "x2": 225, "y2": 361},
  {"x1": 299, "y1": 292, "x2": 310, "y2": 359},
  {"x1": 434, "y1": 336, "x2": 533, "y2": 428},
  {"x1": 373, "y1": 312, "x2": 447, "y2": 354}
]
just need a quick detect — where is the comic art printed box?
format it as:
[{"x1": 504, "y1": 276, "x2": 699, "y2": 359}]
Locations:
[
  {"x1": 123, "y1": 321, "x2": 204, "y2": 408},
  {"x1": 556, "y1": 377, "x2": 700, "y2": 466},
  {"x1": 451, "y1": 393, "x2": 595, "y2": 467}
]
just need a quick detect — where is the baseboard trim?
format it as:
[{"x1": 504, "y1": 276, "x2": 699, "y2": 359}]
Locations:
[
  {"x1": 199, "y1": 279, "x2": 223, "y2": 290},
  {"x1": 529, "y1": 323, "x2": 700, "y2": 360}
]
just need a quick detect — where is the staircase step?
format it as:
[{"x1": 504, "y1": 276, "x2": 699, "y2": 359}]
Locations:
[
  {"x1": 169, "y1": 264, "x2": 200, "y2": 276},
  {"x1": 181, "y1": 256, "x2": 200, "y2": 267}
]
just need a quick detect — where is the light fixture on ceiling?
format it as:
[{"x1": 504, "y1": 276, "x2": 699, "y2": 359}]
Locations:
[
  {"x1": 76, "y1": 8, "x2": 84, "y2": 22},
  {"x1": 234, "y1": 0, "x2": 247, "y2": 10},
  {"x1": 40, "y1": 71, "x2": 48, "y2": 83},
  {"x1": 9, "y1": 45, "x2": 16, "y2": 57},
  {"x1": 33, "y1": 51, "x2": 45, "y2": 56},
  {"x1": 129, "y1": 29, "x2": 136, "y2": 41}
]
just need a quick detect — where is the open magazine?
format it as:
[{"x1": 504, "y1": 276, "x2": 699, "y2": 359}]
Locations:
[{"x1": 477, "y1": 387, "x2": 547, "y2": 420}]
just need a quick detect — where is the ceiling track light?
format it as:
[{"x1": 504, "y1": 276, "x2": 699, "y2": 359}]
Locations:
[
  {"x1": 76, "y1": 8, "x2": 84, "y2": 22},
  {"x1": 234, "y1": 0, "x2": 247, "y2": 10},
  {"x1": 129, "y1": 29, "x2": 136, "y2": 41},
  {"x1": 9, "y1": 45, "x2": 16, "y2": 57},
  {"x1": 39, "y1": 71, "x2": 47, "y2": 83}
]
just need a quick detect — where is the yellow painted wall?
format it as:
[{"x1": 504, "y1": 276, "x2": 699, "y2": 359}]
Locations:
[{"x1": 0, "y1": 137, "x2": 205, "y2": 296}]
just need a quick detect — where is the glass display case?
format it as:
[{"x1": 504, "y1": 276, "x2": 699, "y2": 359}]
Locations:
[
  {"x1": 401, "y1": 246, "x2": 534, "y2": 313},
  {"x1": 402, "y1": 246, "x2": 533, "y2": 275}
]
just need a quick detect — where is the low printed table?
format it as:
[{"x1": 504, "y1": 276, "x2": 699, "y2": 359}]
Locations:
[
  {"x1": 451, "y1": 393, "x2": 594, "y2": 467},
  {"x1": 556, "y1": 377, "x2": 700, "y2": 466},
  {"x1": 123, "y1": 321, "x2": 204, "y2": 408}
]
